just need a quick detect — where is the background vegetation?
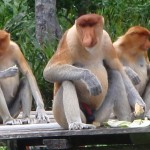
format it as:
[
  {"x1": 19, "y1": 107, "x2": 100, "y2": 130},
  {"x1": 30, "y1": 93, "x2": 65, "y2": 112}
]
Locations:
[{"x1": 0, "y1": 0, "x2": 149, "y2": 110}]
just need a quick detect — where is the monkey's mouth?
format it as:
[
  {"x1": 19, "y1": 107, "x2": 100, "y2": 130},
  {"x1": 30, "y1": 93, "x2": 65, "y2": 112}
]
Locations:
[{"x1": 85, "y1": 47, "x2": 96, "y2": 54}]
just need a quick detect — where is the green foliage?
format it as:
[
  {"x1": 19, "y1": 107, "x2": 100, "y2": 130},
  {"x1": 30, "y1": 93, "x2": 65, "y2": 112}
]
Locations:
[
  {"x1": 57, "y1": 0, "x2": 150, "y2": 40},
  {"x1": 97, "y1": 0, "x2": 150, "y2": 40},
  {"x1": 0, "y1": 147, "x2": 6, "y2": 150},
  {"x1": 0, "y1": 0, "x2": 150, "y2": 109},
  {"x1": 0, "y1": 0, "x2": 54, "y2": 109}
]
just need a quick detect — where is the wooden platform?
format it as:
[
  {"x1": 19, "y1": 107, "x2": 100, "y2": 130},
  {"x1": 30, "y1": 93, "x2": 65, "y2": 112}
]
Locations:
[{"x1": 1, "y1": 112, "x2": 150, "y2": 149}]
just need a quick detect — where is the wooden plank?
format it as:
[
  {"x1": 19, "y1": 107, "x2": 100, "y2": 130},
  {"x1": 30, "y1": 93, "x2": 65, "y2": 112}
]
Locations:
[
  {"x1": 73, "y1": 145, "x2": 150, "y2": 150},
  {"x1": 0, "y1": 123, "x2": 61, "y2": 131},
  {"x1": 0, "y1": 123, "x2": 150, "y2": 140},
  {"x1": 43, "y1": 139, "x2": 72, "y2": 149},
  {"x1": 0, "y1": 111, "x2": 150, "y2": 148}
]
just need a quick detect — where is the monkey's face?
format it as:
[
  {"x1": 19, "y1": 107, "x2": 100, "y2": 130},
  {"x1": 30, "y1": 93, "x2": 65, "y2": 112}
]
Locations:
[
  {"x1": 76, "y1": 14, "x2": 104, "y2": 50},
  {"x1": 140, "y1": 36, "x2": 150, "y2": 51},
  {"x1": 134, "y1": 35, "x2": 150, "y2": 52},
  {"x1": 125, "y1": 26, "x2": 150, "y2": 53}
]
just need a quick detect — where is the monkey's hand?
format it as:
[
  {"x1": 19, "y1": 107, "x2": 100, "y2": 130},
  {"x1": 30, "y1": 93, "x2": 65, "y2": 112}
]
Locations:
[
  {"x1": 134, "y1": 103, "x2": 145, "y2": 117},
  {"x1": 127, "y1": 87, "x2": 146, "y2": 117},
  {"x1": 35, "y1": 108, "x2": 50, "y2": 123},
  {"x1": 124, "y1": 66, "x2": 141, "y2": 85},
  {"x1": 0, "y1": 65, "x2": 18, "y2": 78},
  {"x1": 69, "y1": 122, "x2": 96, "y2": 130},
  {"x1": 82, "y1": 70, "x2": 102, "y2": 96}
]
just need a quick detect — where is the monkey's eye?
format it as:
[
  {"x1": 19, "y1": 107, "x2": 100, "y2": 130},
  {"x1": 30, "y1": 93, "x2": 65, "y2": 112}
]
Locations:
[{"x1": 79, "y1": 24, "x2": 86, "y2": 28}]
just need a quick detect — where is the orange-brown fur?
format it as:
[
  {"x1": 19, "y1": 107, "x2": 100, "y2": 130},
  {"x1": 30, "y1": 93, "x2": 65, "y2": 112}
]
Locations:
[
  {"x1": 113, "y1": 26, "x2": 150, "y2": 95},
  {"x1": 45, "y1": 14, "x2": 120, "y2": 110},
  {"x1": 44, "y1": 14, "x2": 144, "y2": 129},
  {"x1": 0, "y1": 30, "x2": 49, "y2": 124}
]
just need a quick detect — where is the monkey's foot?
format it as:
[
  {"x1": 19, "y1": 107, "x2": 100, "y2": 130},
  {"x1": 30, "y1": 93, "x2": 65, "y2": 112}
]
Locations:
[
  {"x1": 69, "y1": 122, "x2": 96, "y2": 130},
  {"x1": 134, "y1": 103, "x2": 144, "y2": 117},
  {"x1": 5, "y1": 119, "x2": 22, "y2": 125},
  {"x1": 36, "y1": 108, "x2": 51, "y2": 123},
  {"x1": 22, "y1": 118, "x2": 39, "y2": 124}
]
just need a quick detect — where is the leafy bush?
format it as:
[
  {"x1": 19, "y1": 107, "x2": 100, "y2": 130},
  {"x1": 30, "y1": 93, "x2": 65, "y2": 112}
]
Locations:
[
  {"x1": 57, "y1": 0, "x2": 150, "y2": 40},
  {"x1": 0, "y1": 0, "x2": 54, "y2": 109},
  {"x1": 0, "y1": 0, "x2": 150, "y2": 109}
]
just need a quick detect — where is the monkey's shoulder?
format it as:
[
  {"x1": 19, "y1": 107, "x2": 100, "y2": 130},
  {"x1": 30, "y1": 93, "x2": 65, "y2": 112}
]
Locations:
[{"x1": 7, "y1": 41, "x2": 23, "y2": 59}]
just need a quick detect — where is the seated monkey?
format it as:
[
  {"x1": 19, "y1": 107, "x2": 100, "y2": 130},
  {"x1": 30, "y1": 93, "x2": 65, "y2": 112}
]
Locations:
[
  {"x1": 0, "y1": 30, "x2": 50, "y2": 124},
  {"x1": 44, "y1": 14, "x2": 145, "y2": 130},
  {"x1": 113, "y1": 26, "x2": 150, "y2": 118}
]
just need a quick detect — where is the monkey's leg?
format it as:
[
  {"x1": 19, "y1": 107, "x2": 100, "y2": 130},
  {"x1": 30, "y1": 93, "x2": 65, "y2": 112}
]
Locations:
[
  {"x1": 95, "y1": 70, "x2": 132, "y2": 123},
  {"x1": 53, "y1": 81, "x2": 95, "y2": 130},
  {"x1": 142, "y1": 80, "x2": 150, "y2": 119},
  {"x1": 9, "y1": 77, "x2": 32, "y2": 123},
  {"x1": 0, "y1": 87, "x2": 16, "y2": 124},
  {"x1": 53, "y1": 84, "x2": 68, "y2": 129}
]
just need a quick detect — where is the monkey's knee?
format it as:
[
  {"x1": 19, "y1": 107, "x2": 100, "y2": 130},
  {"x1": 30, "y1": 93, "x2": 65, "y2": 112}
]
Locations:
[
  {"x1": 20, "y1": 77, "x2": 30, "y2": 88},
  {"x1": 62, "y1": 80, "x2": 75, "y2": 90}
]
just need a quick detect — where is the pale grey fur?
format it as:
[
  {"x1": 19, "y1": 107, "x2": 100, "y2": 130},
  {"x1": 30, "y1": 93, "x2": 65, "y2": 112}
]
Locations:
[
  {"x1": 0, "y1": 65, "x2": 18, "y2": 79},
  {"x1": 95, "y1": 70, "x2": 132, "y2": 122},
  {"x1": 50, "y1": 68, "x2": 135, "y2": 130},
  {"x1": 0, "y1": 65, "x2": 49, "y2": 124},
  {"x1": 52, "y1": 80, "x2": 96, "y2": 130},
  {"x1": 44, "y1": 64, "x2": 102, "y2": 96},
  {"x1": 124, "y1": 66, "x2": 141, "y2": 85}
]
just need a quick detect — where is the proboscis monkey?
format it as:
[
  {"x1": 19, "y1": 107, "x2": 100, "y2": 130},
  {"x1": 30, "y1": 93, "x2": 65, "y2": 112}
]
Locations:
[
  {"x1": 44, "y1": 14, "x2": 145, "y2": 130},
  {"x1": 113, "y1": 26, "x2": 150, "y2": 118},
  {"x1": 0, "y1": 30, "x2": 50, "y2": 125}
]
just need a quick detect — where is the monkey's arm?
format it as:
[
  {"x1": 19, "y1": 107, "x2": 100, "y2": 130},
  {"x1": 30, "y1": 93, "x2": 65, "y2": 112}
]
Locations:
[
  {"x1": 104, "y1": 60, "x2": 140, "y2": 85},
  {"x1": 111, "y1": 59, "x2": 145, "y2": 112},
  {"x1": 0, "y1": 65, "x2": 18, "y2": 78},
  {"x1": 23, "y1": 66, "x2": 49, "y2": 121},
  {"x1": 44, "y1": 63, "x2": 102, "y2": 96},
  {"x1": 104, "y1": 32, "x2": 145, "y2": 114},
  {"x1": 15, "y1": 48, "x2": 50, "y2": 122},
  {"x1": 107, "y1": 56, "x2": 145, "y2": 116}
]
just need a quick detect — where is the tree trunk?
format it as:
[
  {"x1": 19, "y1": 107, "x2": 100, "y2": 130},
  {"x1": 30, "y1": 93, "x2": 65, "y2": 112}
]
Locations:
[{"x1": 35, "y1": 0, "x2": 62, "y2": 44}]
